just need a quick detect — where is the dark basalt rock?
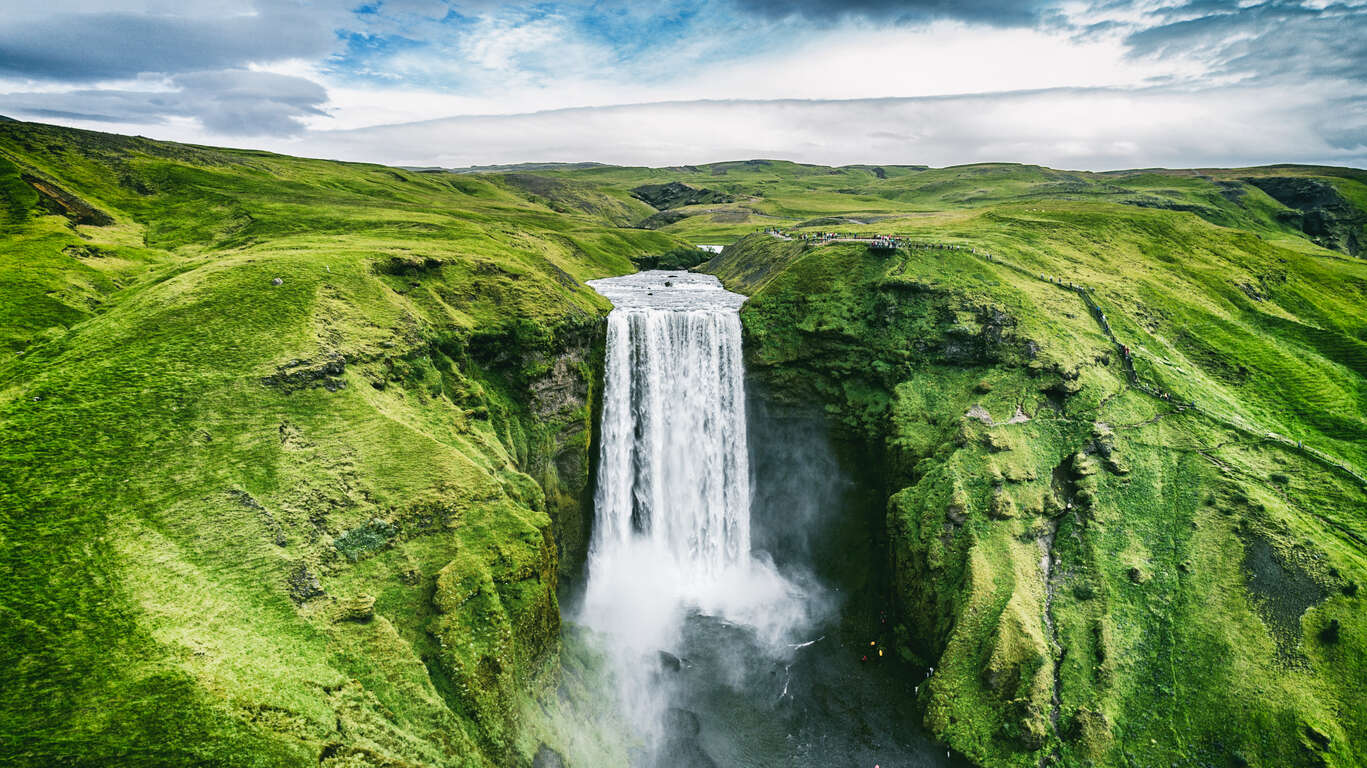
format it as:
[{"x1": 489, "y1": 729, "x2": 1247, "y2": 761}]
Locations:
[
  {"x1": 334, "y1": 518, "x2": 398, "y2": 562},
  {"x1": 22, "y1": 172, "x2": 114, "y2": 226},
  {"x1": 262, "y1": 355, "x2": 347, "y2": 393},
  {"x1": 662, "y1": 707, "x2": 701, "y2": 737},
  {"x1": 630, "y1": 181, "x2": 733, "y2": 210},
  {"x1": 287, "y1": 564, "x2": 325, "y2": 603},
  {"x1": 658, "y1": 650, "x2": 684, "y2": 672},
  {"x1": 656, "y1": 709, "x2": 715, "y2": 768},
  {"x1": 657, "y1": 742, "x2": 718, "y2": 768},
  {"x1": 373, "y1": 254, "x2": 446, "y2": 276},
  {"x1": 1241, "y1": 535, "x2": 1326, "y2": 660},
  {"x1": 62, "y1": 244, "x2": 112, "y2": 259},
  {"x1": 1216, "y1": 180, "x2": 1246, "y2": 203},
  {"x1": 638, "y1": 209, "x2": 693, "y2": 229},
  {"x1": 1245, "y1": 176, "x2": 1366, "y2": 257},
  {"x1": 1120, "y1": 196, "x2": 1219, "y2": 219},
  {"x1": 333, "y1": 594, "x2": 375, "y2": 623}
]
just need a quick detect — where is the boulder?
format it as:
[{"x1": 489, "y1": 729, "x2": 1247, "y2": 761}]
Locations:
[
  {"x1": 658, "y1": 650, "x2": 684, "y2": 672},
  {"x1": 287, "y1": 564, "x2": 325, "y2": 603},
  {"x1": 662, "y1": 707, "x2": 701, "y2": 738}
]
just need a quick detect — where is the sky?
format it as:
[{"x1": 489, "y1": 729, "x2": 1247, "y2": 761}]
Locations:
[{"x1": 0, "y1": 0, "x2": 1364, "y2": 170}]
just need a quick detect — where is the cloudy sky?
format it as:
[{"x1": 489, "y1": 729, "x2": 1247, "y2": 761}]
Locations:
[{"x1": 1, "y1": 0, "x2": 1364, "y2": 169}]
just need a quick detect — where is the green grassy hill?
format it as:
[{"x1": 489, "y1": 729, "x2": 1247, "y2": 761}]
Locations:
[
  {"x1": 1, "y1": 118, "x2": 1365, "y2": 768},
  {"x1": 0, "y1": 120, "x2": 677, "y2": 767},
  {"x1": 698, "y1": 192, "x2": 1367, "y2": 766}
]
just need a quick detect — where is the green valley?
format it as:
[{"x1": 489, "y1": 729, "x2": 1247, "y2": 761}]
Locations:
[{"x1": 1, "y1": 119, "x2": 1365, "y2": 768}]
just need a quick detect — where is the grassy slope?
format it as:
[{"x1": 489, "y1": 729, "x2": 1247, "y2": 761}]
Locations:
[
  {"x1": 536, "y1": 159, "x2": 1367, "y2": 256},
  {"x1": 693, "y1": 173, "x2": 1366, "y2": 767},
  {"x1": 3, "y1": 118, "x2": 1366, "y2": 768},
  {"x1": 0, "y1": 121, "x2": 678, "y2": 767},
  {"x1": 528, "y1": 156, "x2": 1367, "y2": 765}
]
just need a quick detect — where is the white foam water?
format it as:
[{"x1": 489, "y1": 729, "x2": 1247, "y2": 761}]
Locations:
[{"x1": 580, "y1": 271, "x2": 810, "y2": 754}]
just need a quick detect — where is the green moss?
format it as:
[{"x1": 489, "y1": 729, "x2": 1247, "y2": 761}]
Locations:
[
  {"x1": 0, "y1": 120, "x2": 657, "y2": 767},
  {"x1": 707, "y1": 216, "x2": 1367, "y2": 767},
  {"x1": 335, "y1": 520, "x2": 399, "y2": 562},
  {"x1": 3, "y1": 117, "x2": 1366, "y2": 768}
]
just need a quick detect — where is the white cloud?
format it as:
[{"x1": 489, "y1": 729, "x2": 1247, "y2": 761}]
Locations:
[
  {"x1": 288, "y1": 18, "x2": 1197, "y2": 133},
  {"x1": 0, "y1": 70, "x2": 328, "y2": 136},
  {"x1": 0, "y1": 0, "x2": 1361, "y2": 168},
  {"x1": 665, "y1": 22, "x2": 1192, "y2": 101},
  {"x1": 238, "y1": 84, "x2": 1365, "y2": 170}
]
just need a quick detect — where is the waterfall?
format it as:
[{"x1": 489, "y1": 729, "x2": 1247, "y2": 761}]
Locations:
[
  {"x1": 592, "y1": 276, "x2": 751, "y2": 575},
  {"x1": 574, "y1": 271, "x2": 950, "y2": 768},
  {"x1": 580, "y1": 270, "x2": 808, "y2": 753}
]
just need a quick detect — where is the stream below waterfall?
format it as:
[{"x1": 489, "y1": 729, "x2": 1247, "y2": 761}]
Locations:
[{"x1": 576, "y1": 270, "x2": 964, "y2": 768}]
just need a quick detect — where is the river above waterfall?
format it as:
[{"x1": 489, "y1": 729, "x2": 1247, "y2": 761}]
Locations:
[{"x1": 578, "y1": 270, "x2": 962, "y2": 768}]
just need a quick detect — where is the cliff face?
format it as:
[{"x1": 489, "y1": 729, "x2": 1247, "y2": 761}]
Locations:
[
  {"x1": 0, "y1": 120, "x2": 662, "y2": 767},
  {"x1": 708, "y1": 230, "x2": 1367, "y2": 768},
  {"x1": 467, "y1": 315, "x2": 605, "y2": 584},
  {"x1": 629, "y1": 181, "x2": 734, "y2": 210},
  {"x1": 1244, "y1": 176, "x2": 1366, "y2": 257}
]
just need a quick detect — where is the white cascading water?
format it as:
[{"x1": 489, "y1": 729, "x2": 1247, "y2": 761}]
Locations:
[
  {"x1": 580, "y1": 270, "x2": 809, "y2": 751},
  {"x1": 593, "y1": 272, "x2": 750, "y2": 575}
]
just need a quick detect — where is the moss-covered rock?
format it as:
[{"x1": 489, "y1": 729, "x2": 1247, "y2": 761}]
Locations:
[{"x1": 708, "y1": 227, "x2": 1367, "y2": 767}]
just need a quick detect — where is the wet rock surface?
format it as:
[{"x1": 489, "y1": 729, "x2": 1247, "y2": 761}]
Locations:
[
  {"x1": 658, "y1": 650, "x2": 685, "y2": 673},
  {"x1": 663, "y1": 707, "x2": 701, "y2": 738},
  {"x1": 655, "y1": 706, "x2": 716, "y2": 768}
]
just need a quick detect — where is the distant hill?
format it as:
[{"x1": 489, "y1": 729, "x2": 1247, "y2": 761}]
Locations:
[{"x1": 403, "y1": 160, "x2": 610, "y2": 174}]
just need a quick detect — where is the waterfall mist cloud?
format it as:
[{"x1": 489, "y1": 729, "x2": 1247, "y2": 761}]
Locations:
[{"x1": 747, "y1": 394, "x2": 851, "y2": 570}]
